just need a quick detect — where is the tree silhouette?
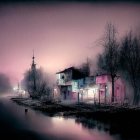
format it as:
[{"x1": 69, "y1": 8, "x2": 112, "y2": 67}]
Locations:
[
  {"x1": 22, "y1": 68, "x2": 51, "y2": 99},
  {"x1": 120, "y1": 32, "x2": 140, "y2": 105},
  {"x1": 97, "y1": 23, "x2": 120, "y2": 103}
]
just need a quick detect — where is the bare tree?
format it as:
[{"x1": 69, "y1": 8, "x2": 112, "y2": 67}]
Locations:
[
  {"x1": 120, "y1": 32, "x2": 140, "y2": 105},
  {"x1": 97, "y1": 23, "x2": 120, "y2": 103},
  {"x1": 22, "y1": 68, "x2": 51, "y2": 99}
]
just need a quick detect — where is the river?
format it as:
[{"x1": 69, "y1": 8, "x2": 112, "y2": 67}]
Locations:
[{"x1": 0, "y1": 95, "x2": 121, "y2": 140}]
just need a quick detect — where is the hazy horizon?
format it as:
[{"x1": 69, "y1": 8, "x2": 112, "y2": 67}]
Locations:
[{"x1": 0, "y1": 1, "x2": 140, "y2": 85}]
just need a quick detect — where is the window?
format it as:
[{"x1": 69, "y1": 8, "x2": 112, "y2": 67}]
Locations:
[{"x1": 61, "y1": 75, "x2": 65, "y2": 79}]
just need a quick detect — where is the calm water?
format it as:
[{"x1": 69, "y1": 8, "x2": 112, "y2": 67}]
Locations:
[{"x1": 0, "y1": 96, "x2": 121, "y2": 140}]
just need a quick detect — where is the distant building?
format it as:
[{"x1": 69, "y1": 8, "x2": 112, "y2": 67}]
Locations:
[
  {"x1": 56, "y1": 67, "x2": 86, "y2": 101},
  {"x1": 56, "y1": 67, "x2": 125, "y2": 104},
  {"x1": 78, "y1": 74, "x2": 125, "y2": 104},
  {"x1": 96, "y1": 74, "x2": 125, "y2": 104},
  {"x1": 78, "y1": 76, "x2": 97, "y2": 103}
]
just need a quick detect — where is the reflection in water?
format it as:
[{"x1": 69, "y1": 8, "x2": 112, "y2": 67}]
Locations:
[
  {"x1": 75, "y1": 117, "x2": 110, "y2": 131},
  {"x1": 46, "y1": 116, "x2": 118, "y2": 140},
  {"x1": 75, "y1": 116, "x2": 140, "y2": 140},
  {"x1": 75, "y1": 117, "x2": 120, "y2": 139},
  {"x1": 0, "y1": 96, "x2": 133, "y2": 140}
]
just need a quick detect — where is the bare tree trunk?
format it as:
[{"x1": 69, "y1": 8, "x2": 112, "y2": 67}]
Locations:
[
  {"x1": 111, "y1": 76, "x2": 115, "y2": 103},
  {"x1": 105, "y1": 84, "x2": 107, "y2": 104},
  {"x1": 133, "y1": 87, "x2": 139, "y2": 105},
  {"x1": 99, "y1": 90, "x2": 100, "y2": 106},
  {"x1": 78, "y1": 92, "x2": 80, "y2": 104}
]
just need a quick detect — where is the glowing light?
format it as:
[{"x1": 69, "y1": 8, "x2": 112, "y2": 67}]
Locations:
[
  {"x1": 54, "y1": 88, "x2": 57, "y2": 91},
  {"x1": 13, "y1": 86, "x2": 18, "y2": 91}
]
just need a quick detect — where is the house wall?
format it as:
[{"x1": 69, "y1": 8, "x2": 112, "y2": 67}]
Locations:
[
  {"x1": 84, "y1": 86, "x2": 99, "y2": 102},
  {"x1": 96, "y1": 75, "x2": 110, "y2": 84},
  {"x1": 96, "y1": 75, "x2": 125, "y2": 104},
  {"x1": 56, "y1": 71, "x2": 125, "y2": 104},
  {"x1": 56, "y1": 73, "x2": 65, "y2": 85},
  {"x1": 72, "y1": 80, "x2": 79, "y2": 92},
  {"x1": 56, "y1": 70, "x2": 72, "y2": 85},
  {"x1": 65, "y1": 70, "x2": 72, "y2": 82},
  {"x1": 78, "y1": 77, "x2": 97, "y2": 102},
  {"x1": 56, "y1": 69, "x2": 79, "y2": 102},
  {"x1": 114, "y1": 78, "x2": 125, "y2": 104}
]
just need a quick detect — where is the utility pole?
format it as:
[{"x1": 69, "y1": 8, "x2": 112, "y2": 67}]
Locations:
[
  {"x1": 105, "y1": 84, "x2": 107, "y2": 105},
  {"x1": 99, "y1": 84, "x2": 101, "y2": 106},
  {"x1": 78, "y1": 92, "x2": 80, "y2": 104}
]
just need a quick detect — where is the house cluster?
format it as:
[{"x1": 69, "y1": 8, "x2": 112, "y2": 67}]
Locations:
[{"x1": 54, "y1": 67, "x2": 125, "y2": 104}]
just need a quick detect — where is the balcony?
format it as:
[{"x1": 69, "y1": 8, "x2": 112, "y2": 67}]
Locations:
[{"x1": 57, "y1": 79, "x2": 66, "y2": 85}]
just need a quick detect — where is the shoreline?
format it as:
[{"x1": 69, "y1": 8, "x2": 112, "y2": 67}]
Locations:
[
  {"x1": 11, "y1": 97, "x2": 140, "y2": 121},
  {"x1": 11, "y1": 97, "x2": 140, "y2": 139}
]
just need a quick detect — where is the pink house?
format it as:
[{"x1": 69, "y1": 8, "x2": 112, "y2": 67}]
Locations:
[{"x1": 96, "y1": 74, "x2": 125, "y2": 104}]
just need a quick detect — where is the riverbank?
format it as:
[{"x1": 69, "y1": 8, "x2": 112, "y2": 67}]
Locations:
[
  {"x1": 11, "y1": 97, "x2": 140, "y2": 121},
  {"x1": 11, "y1": 97, "x2": 140, "y2": 139}
]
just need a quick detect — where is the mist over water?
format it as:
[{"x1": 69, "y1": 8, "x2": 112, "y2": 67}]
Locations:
[
  {"x1": 0, "y1": 73, "x2": 12, "y2": 94},
  {"x1": 0, "y1": 1, "x2": 140, "y2": 140},
  {"x1": 0, "y1": 96, "x2": 120, "y2": 140}
]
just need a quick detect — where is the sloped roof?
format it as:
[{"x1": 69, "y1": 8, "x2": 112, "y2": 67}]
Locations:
[{"x1": 56, "y1": 67, "x2": 75, "y2": 74}]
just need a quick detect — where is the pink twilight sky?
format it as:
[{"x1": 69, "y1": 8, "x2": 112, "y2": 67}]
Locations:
[{"x1": 0, "y1": 1, "x2": 140, "y2": 85}]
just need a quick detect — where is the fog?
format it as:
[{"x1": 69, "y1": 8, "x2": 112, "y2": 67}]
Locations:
[
  {"x1": 0, "y1": 73, "x2": 12, "y2": 94},
  {"x1": 0, "y1": 1, "x2": 140, "y2": 84}
]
